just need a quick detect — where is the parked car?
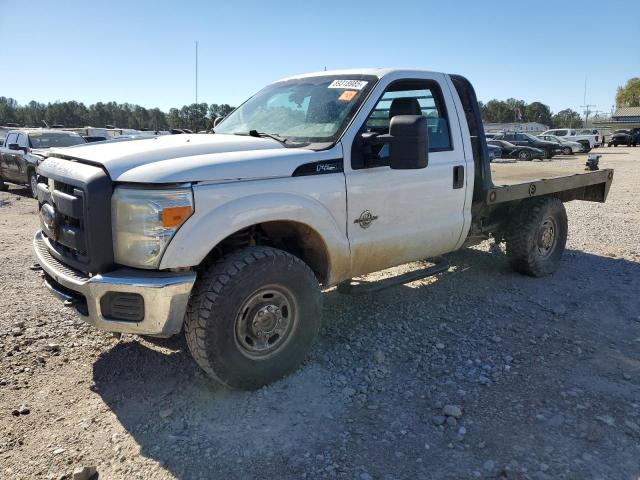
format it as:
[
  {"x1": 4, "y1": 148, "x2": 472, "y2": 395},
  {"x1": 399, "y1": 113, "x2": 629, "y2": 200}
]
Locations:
[
  {"x1": 540, "y1": 128, "x2": 597, "y2": 152},
  {"x1": 0, "y1": 129, "x2": 86, "y2": 196},
  {"x1": 607, "y1": 129, "x2": 639, "y2": 147},
  {"x1": 488, "y1": 139, "x2": 545, "y2": 161},
  {"x1": 487, "y1": 143, "x2": 502, "y2": 161},
  {"x1": 537, "y1": 134, "x2": 584, "y2": 155},
  {"x1": 492, "y1": 132, "x2": 558, "y2": 159}
]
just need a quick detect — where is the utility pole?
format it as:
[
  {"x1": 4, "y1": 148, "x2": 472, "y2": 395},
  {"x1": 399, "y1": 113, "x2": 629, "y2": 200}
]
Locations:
[
  {"x1": 581, "y1": 104, "x2": 596, "y2": 126},
  {"x1": 195, "y1": 41, "x2": 199, "y2": 105},
  {"x1": 580, "y1": 76, "x2": 595, "y2": 126}
]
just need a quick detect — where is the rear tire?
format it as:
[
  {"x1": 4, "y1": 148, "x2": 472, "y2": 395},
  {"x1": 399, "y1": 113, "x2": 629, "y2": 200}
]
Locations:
[
  {"x1": 185, "y1": 246, "x2": 322, "y2": 390},
  {"x1": 544, "y1": 148, "x2": 553, "y2": 159},
  {"x1": 579, "y1": 141, "x2": 591, "y2": 153},
  {"x1": 0, "y1": 175, "x2": 7, "y2": 191},
  {"x1": 506, "y1": 197, "x2": 568, "y2": 277},
  {"x1": 28, "y1": 170, "x2": 38, "y2": 198}
]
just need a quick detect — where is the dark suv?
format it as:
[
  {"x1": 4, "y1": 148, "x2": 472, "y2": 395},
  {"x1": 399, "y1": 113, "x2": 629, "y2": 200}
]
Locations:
[
  {"x1": 493, "y1": 131, "x2": 559, "y2": 159},
  {"x1": 0, "y1": 129, "x2": 86, "y2": 197},
  {"x1": 608, "y1": 129, "x2": 639, "y2": 147}
]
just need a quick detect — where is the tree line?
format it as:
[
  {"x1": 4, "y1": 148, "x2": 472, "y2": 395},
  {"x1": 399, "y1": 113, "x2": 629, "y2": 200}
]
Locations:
[
  {"x1": 0, "y1": 97, "x2": 234, "y2": 132},
  {"x1": 478, "y1": 98, "x2": 584, "y2": 128},
  {"x1": 0, "y1": 95, "x2": 591, "y2": 131}
]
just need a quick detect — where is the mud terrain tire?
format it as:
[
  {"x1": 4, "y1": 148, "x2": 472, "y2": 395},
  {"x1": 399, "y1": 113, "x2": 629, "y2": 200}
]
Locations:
[
  {"x1": 506, "y1": 197, "x2": 568, "y2": 277},
  {"x1": 185, "y1": 246, "x2": 322, "y2": 390}
]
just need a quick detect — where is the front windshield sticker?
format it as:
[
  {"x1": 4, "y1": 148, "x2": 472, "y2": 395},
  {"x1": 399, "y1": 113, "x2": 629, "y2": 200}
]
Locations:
[
  {"x1": 338, "y1": 90, "x2": 358, "y2": 102},
  {"x1": 328, "y1": 79, "x2": 368, "y2": 90}
]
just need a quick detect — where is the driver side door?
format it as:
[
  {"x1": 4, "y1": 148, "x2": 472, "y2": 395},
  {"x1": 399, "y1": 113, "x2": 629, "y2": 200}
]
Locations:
[{"x1": 343, "y1": 75, "x2": 470, "y2": 277}]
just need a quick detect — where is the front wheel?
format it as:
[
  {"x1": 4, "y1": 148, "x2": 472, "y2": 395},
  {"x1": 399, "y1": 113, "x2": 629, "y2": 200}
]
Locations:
[
  {"x1": 29, "y1": 170, "x2": 38, "y2": 198},
  {"x1": 562, "y1": 146, "x2": 572, "y2": 155},
  {"x1": 506, "y1": 197, "x2": 568, "y2": 277},
  {"x1": 185, "y1": 246, "x2": 322, "y2": 390},
  {"x1": 518, "y1": 150, "x2": 531, "y2": 161}
]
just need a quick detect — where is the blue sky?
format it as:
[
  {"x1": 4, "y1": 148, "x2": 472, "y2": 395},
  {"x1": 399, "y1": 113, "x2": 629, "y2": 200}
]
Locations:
[{"x1": 1, "y1": 0, "x2": 638, "y2": 117}]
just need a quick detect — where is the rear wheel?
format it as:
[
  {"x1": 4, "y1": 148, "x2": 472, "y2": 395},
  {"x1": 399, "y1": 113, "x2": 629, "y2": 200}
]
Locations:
[
  {"x1": 185, "y1": 246, "x2": 322, "y2": 390},
  {"x1": 518, "y1": 150, "x2": 531, "y2": 161},
  {"x1": 28, "y1": 170, "x2": 38, "y2": 198},
  {"x1": 0, "y1": 174, "x2": 7, "y2": 191},
  {"x1": 506, "y1": 197, "x2": 568, "y2": 277},
  {"x1": 579, "y1": 141, "x2": 591, "y2": 153}
]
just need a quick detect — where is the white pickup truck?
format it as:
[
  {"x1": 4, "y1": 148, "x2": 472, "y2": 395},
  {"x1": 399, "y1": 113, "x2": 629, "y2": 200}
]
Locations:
[
  {"x1": 33, "y1": 69, "x2": 614, "y2": 389},
  {"x1": 540, "y1": 128, "x2": 599, "y2": 152}
]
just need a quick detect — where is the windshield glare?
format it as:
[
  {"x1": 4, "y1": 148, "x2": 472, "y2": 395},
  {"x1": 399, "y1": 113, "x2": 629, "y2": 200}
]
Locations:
[
  {"x1": 29, "y1": 132, "x2": 86, "y2": 148},
  {"x1": 215, "y1": 75, "x2": 377, "y2": 145}
]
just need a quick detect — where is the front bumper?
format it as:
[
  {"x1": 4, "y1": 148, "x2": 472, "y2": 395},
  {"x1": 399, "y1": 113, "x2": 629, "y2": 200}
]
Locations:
[{"x1": 34, "y1": 231, "x2": 196, "y2": 336}]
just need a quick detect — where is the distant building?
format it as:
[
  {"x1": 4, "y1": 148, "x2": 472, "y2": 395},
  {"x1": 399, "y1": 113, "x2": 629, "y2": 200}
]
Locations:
[
  {"x1": 593, "y1": 107, "x2": 640, "y2": 132},
  {"x1": 483, "y1": 122, "x2": 549, "y2": 133}
]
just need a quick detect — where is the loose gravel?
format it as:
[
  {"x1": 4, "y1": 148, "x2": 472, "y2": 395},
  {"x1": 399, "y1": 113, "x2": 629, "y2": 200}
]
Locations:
[{"x1": 1, "y1": 148, "x2": 639, "y2": 479}]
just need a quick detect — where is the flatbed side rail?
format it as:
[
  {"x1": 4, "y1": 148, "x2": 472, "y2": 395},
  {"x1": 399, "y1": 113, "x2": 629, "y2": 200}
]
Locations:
[{"x1": 486, "y1": 169, "x2": 614, "y2": 205}]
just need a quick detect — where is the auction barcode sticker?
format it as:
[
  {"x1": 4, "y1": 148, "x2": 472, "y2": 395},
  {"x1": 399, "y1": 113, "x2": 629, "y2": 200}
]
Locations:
[{"x1": 328, "y1": 80, "x2": 368, "y2": 90}]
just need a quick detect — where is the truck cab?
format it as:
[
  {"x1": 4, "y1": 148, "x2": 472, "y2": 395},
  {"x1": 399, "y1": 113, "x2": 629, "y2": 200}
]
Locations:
[{"x1": 33, "y1": 69, "x2": 613, "y2": 389}]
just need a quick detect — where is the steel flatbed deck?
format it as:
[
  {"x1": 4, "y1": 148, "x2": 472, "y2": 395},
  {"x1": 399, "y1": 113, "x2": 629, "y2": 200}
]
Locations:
[{"x1": 486, "y1": 159, "x2": 614, "y2": 205}]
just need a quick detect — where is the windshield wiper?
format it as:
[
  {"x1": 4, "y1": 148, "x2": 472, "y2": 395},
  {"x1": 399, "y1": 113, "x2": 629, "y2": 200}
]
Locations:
[{"x1": 247, "y1": 130, "x2": 289, "y2": 144}]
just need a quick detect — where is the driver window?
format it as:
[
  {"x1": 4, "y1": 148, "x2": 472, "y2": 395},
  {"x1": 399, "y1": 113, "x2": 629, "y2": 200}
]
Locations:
[
  {"x1": 16, "y1": 134, "x2": 28, "y2": 148},
  {"x1": 356, "y1": 81, "x2": 451, "y2": 168}
]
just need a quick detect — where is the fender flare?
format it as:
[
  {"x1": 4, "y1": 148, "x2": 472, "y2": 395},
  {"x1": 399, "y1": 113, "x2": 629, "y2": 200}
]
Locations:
[{"x1": 159, "y1": 191, "x2": 351, "y2": 285}]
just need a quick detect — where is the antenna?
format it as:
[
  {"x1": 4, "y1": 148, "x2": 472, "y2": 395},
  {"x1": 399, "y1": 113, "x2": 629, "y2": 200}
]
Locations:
[{"x1": 195, "y1": 41, "x2": 198, "y2": 105}]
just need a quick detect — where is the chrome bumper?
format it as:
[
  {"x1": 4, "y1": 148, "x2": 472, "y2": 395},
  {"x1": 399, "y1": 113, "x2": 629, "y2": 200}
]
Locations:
[{"x1": 33, "y1": 231, "x2": 196, "y2": 336}]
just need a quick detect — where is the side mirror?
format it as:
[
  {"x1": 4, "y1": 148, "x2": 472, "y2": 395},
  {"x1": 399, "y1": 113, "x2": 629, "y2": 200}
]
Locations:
[
  {"x1": 213, "y1": 116, "x2": 225, "y2": 128},
  {"x1": 388, "y1": 115, "x2": 428, "y2": 170},
  {"x1": 8, "y1": 143, "x2": 27, "y2": 153}
]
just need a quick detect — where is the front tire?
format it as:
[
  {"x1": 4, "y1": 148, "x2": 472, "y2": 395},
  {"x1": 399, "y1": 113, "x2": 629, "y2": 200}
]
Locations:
[
  {"x1": 185, "y1": 246, "x2": 322, "y2": 390},
  {"x1": 506, "y1": 197, "x2": 568, "y2": 277},
  {"x1": 562, "y1": 146, "x2": 572, "y2": 155},
  {"x1": 518, "y1": 150, "x2": 531, "y2": 161}
]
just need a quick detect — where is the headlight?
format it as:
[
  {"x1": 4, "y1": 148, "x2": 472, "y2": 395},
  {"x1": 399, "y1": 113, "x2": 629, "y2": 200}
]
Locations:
[{"x1": 112, "y1": 186, "x2": 194, "y2": 269}]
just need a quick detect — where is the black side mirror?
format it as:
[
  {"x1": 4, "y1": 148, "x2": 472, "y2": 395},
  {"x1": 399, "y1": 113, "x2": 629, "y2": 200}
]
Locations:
[
  {"x1": 388, "y1": 115, "x2": 428, "y2": 169},
  {"x1": 360, "y1": 115, "x2": 428, "y2": 170},
  {"x1": 8, "y1": 143, "x2": 27, "y2": 153}
]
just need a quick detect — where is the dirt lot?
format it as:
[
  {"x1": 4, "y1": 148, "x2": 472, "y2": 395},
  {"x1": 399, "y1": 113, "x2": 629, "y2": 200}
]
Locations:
[{"x1": 1, "y1": 148, "x2": 639, "y2": 480}]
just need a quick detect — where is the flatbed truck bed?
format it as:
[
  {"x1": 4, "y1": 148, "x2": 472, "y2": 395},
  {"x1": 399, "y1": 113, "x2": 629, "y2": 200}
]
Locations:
[{"x1": 486, "y1": 159, "x2": 614, "y2": 205}]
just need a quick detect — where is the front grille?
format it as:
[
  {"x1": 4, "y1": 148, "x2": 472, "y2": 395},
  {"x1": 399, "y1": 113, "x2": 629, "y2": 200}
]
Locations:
[{"x1": 37, "y1": 156, "x2": 114, "y2": 274}]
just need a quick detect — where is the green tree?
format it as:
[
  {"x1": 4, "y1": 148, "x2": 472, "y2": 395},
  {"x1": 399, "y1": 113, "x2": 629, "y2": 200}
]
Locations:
[
  {"x1": 525, "y1": 102, "x2": 552, "y2": 126},
  {"x1": 551, "y1": 109, "x2": 583, "y2": 128},
  {"x1": 615, "y1": 78, "x2": 640, "y2": 107}
]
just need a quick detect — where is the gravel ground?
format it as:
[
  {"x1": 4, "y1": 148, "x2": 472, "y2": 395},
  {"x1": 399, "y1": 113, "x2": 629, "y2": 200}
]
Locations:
[{"x1": 1, "y1": 147, "x2": 639, "y2": 480}]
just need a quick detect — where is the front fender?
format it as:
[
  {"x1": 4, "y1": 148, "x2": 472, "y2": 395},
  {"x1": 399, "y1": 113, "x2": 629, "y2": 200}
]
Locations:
[{"x1": 159, "y1": 185, "x2": 351, "y2": 285}]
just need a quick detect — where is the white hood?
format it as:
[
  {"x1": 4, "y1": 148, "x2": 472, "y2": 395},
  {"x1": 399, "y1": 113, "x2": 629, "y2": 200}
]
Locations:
[{"x1": 48, "y1": 134, "x2": 333, "y2": 183}]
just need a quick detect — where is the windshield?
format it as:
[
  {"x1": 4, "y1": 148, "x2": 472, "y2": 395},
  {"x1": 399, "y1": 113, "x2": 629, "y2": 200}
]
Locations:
[
  {"x1": 29, "y1": 132, "x2": 86, "y2": 148},
  {"x1": 215, "y1": 75, "x2": 377, "y2": 145}
]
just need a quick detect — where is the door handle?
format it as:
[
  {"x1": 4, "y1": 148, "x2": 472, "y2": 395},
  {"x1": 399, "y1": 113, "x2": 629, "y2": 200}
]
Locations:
[{"x1": 453, "y1": 165, "x2": 464, "y2": 189}]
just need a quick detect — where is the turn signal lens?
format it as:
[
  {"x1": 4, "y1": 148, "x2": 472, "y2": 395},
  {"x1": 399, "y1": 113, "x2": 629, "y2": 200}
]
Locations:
[{"x1": 162, "y1": 205, "x2": 193, "y2": 228}]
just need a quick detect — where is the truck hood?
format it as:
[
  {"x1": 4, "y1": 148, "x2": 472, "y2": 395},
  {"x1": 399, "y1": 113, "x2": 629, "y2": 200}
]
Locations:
[{"x1": 47, "y1": 134, "x2": 335, "y2": 183}]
